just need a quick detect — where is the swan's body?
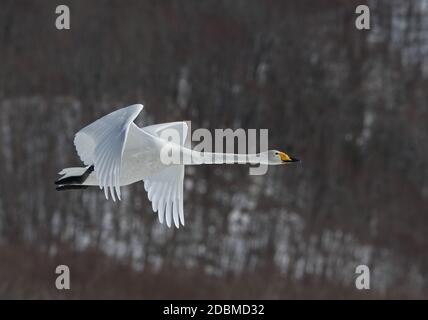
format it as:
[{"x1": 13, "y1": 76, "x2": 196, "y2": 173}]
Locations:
[
  {"x1": 80, "y1": 125, "x2": 170, "y2": 186},
  {"x1": 56, "y1": 104, "x2": 299, "y2": 228}
]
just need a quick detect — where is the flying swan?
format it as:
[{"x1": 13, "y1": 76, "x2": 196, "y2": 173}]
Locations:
[{"x1": 55, "y1": 104, "x2": 299, "y2": 228}]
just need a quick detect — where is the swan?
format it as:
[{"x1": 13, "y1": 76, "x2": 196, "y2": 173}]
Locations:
[{"x1": 55, "y1": 104, "x2": 300, "y2": 228}]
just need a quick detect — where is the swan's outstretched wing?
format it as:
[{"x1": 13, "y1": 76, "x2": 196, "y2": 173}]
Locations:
[
  {"x1": 142, "y1": 121, "x2": 187, "y2": 227},
  {"x1": 73, "y1": 104, "x2": 143, "y2": 201},
  {"x1": 144, "y1": 165, "x2": 185, "y2": 228}
]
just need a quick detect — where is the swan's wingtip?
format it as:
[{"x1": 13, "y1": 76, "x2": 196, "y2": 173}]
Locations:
[{"x1": 127, "y1": 104, "x2": 144, "y2": 112}]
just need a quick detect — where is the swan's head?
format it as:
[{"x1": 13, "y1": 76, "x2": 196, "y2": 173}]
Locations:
[{"x1": 266, "y1": 150, "x2": 300, "y2": 165}]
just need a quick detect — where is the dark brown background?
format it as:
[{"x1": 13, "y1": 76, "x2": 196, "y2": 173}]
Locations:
[{"x1": 0, "y1": 0, "x2": 427, "y2": 299}]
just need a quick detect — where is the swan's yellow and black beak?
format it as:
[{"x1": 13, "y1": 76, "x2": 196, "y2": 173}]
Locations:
[{"x1": 279, "y1": 152, "x2": 300, "y2": 163}]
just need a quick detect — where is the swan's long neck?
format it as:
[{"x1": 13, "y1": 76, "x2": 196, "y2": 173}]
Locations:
[{"x1": 179, "y1": 147, "x2": 264, "y2": 165}]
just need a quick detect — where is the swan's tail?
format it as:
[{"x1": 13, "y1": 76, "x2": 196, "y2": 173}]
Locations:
[{"x1": 55, "y1": 165, "x2": 94, "y2": 191}]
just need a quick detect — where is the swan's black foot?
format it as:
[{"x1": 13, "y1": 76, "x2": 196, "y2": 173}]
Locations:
[
  {"x1": 56, "y1": 185, "x2": 89, "y2": 191},
  {"x1": 54, "y1": 165, "x2": 94, "y2": 185}
]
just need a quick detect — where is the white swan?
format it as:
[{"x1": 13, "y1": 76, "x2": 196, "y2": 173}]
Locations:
[{"x1": 56, "y1": 104, "x2": 299, "y2": 228}]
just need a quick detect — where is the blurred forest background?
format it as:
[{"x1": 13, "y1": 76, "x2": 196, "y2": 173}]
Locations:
[{"x1": 0, "y1": 0, "x2": 428, "y2": 299}]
